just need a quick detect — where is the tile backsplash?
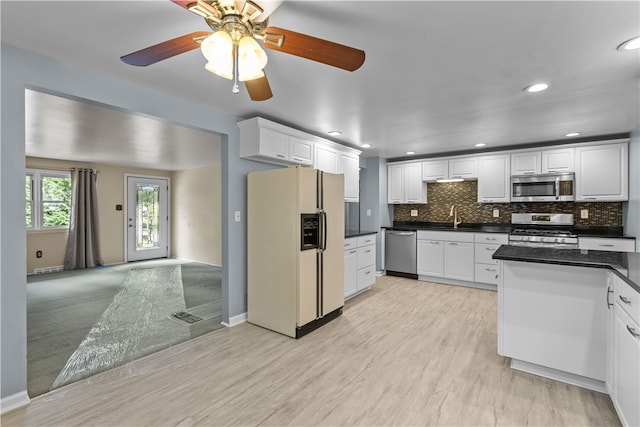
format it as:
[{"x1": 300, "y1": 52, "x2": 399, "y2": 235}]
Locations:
[{"x1": 394, "y1": 181, "x2": 623, "y2": 226}]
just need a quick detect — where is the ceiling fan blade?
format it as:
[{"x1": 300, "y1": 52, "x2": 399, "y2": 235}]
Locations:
[
  {"x1": 169, "y1": 0, "x2": 194, "y2": 10},
  {"x1": 244, "y1": 74, "x2": 273, "y2": 101},
  {"x1": 121, "y1": 31, "x2": 211, "y2": 66},
  {"x1": 261, "y1": 27, "x2": 365, "y2": 71}
]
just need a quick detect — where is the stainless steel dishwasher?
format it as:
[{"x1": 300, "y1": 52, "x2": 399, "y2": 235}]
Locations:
[{"x1": 385, "y1": 229, "x2": 417, "y2": 278}]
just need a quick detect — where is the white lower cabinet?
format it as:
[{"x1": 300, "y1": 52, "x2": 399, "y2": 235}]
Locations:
[
  {"x1": 474, "y1": 233, "x2": 509, "y2": 286},
  {"x1": 609, "y1": 274, "x2": 640, "y2": 427},
  {"x1": 344, "y1": 234, "x2": 377, "y2": 300},
  {"x1": 417, "y1": 231, "x2": 474, "y2": 282}
]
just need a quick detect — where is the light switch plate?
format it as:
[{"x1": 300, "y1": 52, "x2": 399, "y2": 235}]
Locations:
[
  {"x1": 235, "y1": 211, "x2": 241, "y2": 222},
  {"x1": 493, "y1": 209, "x2": 499, "y2": 218},
  {"x1": 410, "y1": 209, "x2": 418, "y2": 217},
  {"x1": 366, "y1": 209, "x2": 372, "y2": 217},
  {"x1": 581, "y1": 209, "x2": 588, "y2": 219}
]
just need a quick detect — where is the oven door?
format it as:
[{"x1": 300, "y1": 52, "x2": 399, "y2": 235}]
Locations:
[
  {"x1": 508, "y1": 240, "x2": 578, "y2": 249},
  {"x1": 511, "y1": 173, "x2": 575, "y2": 202}
]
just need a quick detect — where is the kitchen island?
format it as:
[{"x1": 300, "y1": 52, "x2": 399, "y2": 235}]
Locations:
[{"x1": 493, "y1": 245, "x2": 640, "y2": 427}]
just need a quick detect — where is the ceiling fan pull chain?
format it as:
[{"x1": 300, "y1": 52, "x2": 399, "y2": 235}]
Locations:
[{"x1": 232, "y1": 46, "x2": 240, "y2": 94}]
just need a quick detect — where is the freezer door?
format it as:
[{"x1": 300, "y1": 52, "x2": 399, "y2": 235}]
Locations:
[{"x1": 320, "y1": 171, "x2": 345, "y2": 315}]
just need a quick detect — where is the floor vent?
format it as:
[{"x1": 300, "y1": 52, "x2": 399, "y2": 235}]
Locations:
[
  {"x1": 171, "y1": 311, "x2": 203, "y2": 324},
  {"x1": 33, "y1": 265, "x2": 65, "y2": 274}
]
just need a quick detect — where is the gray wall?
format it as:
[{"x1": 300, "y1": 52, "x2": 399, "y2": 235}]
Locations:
[
  {"x1": 359, "y1": 157, "x2": 392, "y2": 270},
  {"x1": 0, "y1": 42, "x2": 272, "y2": 400},
  {"x1": 625, "y1": 127, "x2": 640, "y2": 251}
]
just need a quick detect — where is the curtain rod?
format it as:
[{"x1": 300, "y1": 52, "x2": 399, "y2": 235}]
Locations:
[{"x1": 27, "y1": 166, "x2": 99, "y2": 174}]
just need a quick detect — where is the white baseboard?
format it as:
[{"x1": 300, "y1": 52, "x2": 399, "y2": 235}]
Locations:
[
  {"x1": 221, "y1": 312, "x2": 247, "y2": 327},
  {"x1": 417, "y1": 275, "x2": 497, "y2": 292},
  {"x1": 1, "y1": 391, "x2": 30, "y2": 414},
  {"x1": 171, "y1": 257, "x2": 222, "y2": 268},
  {"x1": 510, "y1": 359, "x2": 607, "y2": 393}
]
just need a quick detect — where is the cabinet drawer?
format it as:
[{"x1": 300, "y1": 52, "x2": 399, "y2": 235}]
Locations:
[
  {"x1": 344, "y1": 238, "x2": 358, "y2": 250},
  {"x1": 475, "y1": 233, "x2": 508, "y2": 245},
  {"x1": 357, "y1": 234, "x2": 376, "y2": 247},
  {"x1": 417, "y1": 230, "x2": 475, "y2": 243},
  {"x1": 475, "y1": 264, "x2": 500, "y2": 285},
  {"x1": 475, "y1": 243, "x2": 501, "y2": 265},
  {"x1": 357, "y1": 245, "x2": 376, "y2": 270},
  {"x1": 615, "y1": 276, "x2": 640, "y2": 325},
  {"x1": 357, "y1": 266, "x2": 376, "y2": 290},
  {"x1": 579, "y1": 237, "x2": 635, "y2": 252}
]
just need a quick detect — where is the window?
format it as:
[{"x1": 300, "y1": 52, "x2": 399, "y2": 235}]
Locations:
[{"x1": 26, "y1": 169, "x2": 72, "y2": 229}]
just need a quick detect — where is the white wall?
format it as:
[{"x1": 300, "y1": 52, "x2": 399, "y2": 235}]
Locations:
[{"x1": 172, "y1": 164, "x2": 222, "y2": 265}]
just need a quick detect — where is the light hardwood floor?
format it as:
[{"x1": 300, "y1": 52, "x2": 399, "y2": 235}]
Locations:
[{"x1": 3, "y1": 276, "x2": 620, "y2": 426}]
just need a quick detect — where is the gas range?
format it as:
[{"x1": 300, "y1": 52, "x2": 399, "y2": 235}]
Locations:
[{"x1": 508, "y1": 213, "x2": 578, "y2": 248}]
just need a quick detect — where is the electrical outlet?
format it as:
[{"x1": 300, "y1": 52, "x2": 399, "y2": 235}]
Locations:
[
  {"x1": 493, "y1": 209, "x2": 499, "y2": 218},
  {"x1": 581, "y1": 209, "x2": 588, "y2": 219},
  {"x1": 410, "y1": 209, "x2": 418, "y2": 217},
  {"x1": 235, "y1": 211, "x2": 241, "y2": 222}
]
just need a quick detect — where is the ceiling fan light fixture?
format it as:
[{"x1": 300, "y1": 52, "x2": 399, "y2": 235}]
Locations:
[
  {"x1": 523, "y1": 83, "x2": 549, "y2": 93},
  {"x1": 201, "y1": 31, "x2": 234, "y2": 80},
  {"x1": 237, "y1": 36, "x2": 268, "y2": 81}
]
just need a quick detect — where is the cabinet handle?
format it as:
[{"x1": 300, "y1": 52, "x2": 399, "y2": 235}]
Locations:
[
  {"x1": 485, "y1": 247, "x2": 495, "y2": 250},
  {"x1": 365, "y1": 250, "x2": 372, "y2": 253},
  {"x1": 627, "y1": 325, "x2": 640, "y2": 339},
  {"x1": 349, "y1": 250, "x2": 357, "y2": 254},
  {"x1": 430, "y1": 241, "x2": 440, "y2": 244},
  {"x1": 598, "y1": 244, "x2": 614, "y2": 248},
  {"x1": 365, "y1": 271, "x2": 371, "y2": 275},
  {"x1": 292, "y1": 157, "x2": 305, "y2": 162},
  {"x1": 619, "y1": 295, "x2": 632, "y2": 305},
  {"x1": 485, "y1": 268, "x2": 496, "y2": 272},
  {"x1": 607, "y1": 286, "x2": 613, "y2": 309},
  {"x1": 486, "y1": 238, "x2": 497, "y2": 241},
  {"x1": 276, "y1": 154, "x2": 286, "y2": 158},
  {"x1": 449, "y1": 242, "x2": 458, "y2": 246},
  {"x1": 584, "y1": 197, "x2": 597, "y2": 200}
]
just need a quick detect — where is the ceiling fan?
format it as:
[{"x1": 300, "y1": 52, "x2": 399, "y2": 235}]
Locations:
[{"x1": 120, "y1": 0, "x2": 366, "y2": 101}]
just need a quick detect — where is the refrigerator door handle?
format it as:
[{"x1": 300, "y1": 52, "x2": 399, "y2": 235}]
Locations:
[{"x1": 321, "y1": 211, "x2": 328, "y2": 252}]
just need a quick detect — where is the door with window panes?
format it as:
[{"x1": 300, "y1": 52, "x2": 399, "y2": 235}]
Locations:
[{"x1": 126, "y1": 176, "x2": 169, "y2": 261}]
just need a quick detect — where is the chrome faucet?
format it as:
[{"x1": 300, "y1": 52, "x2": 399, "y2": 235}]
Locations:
[{"x1": 450, "y1": 205, "x2": 462, "y2": 228}]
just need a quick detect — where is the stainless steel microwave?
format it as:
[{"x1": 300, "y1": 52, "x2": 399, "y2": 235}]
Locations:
[{"x1": 511, "y1": 172, "x2": 575, "y2": 202}]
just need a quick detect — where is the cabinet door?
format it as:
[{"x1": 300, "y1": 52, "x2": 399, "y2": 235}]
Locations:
[
  {"x1": 339, "y1": 153, "x2": 360, "y2": 202},
  {"x1": 387, "y1": 164, "x2": 404, "y2": 203},
  {"x1": 422, "y1": 160, "x2": 448, "y2": 181},
  {"x1": 404, "y1": 163, "x2": 426, "y2": 203},
  {"x1": 511, "y1": 151, "x2": 541, "y2": 175},
  {"x1": 576, "y1": 143, "x2": 628, "y2": 201},
  {"x1": 449, "y1": 157, "x2": 477, "y2": 179},
  {"x1": 542, "y1": 148, "x2": 574, "y2": 173},
  {"x1": 259, "y1": 128, "x2": 289, "y2": 161},
  {"x1": 357, "y1": 266, "x2": 376, "y2": 291},
  {"x1": 344, "y1": 248, "x2": 358, "y2": 298},
  {"x1": 613, "y1": 305, "x2": 640, "y2": 427},
  {"x1": 477, "y1": 154, "x2": 510, "y2": 203},
  {"x1": 289, "y1": 136, "x2": 314, "y2": 165},
  {"x1": 417, "y1": 240, "x2": 443, "y2": 277},
  {"x1": 444, "y1": 242, "x2": 474, "y2": 281},
  {"x1": 315, "y1": 144, "x2": 339, "y2": 174}
]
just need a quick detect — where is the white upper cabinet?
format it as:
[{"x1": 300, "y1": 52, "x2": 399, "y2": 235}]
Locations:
[
  {"x1": 387, "y1": 162, "x2": 427, "y2": 204},
  {"x1": 575, "y1": 142, "x2": 628, "y2": 201},
  {"x1": 339, "y1": 153, "x2": 360, "y2": 202},
  {"x1": 315, "y1": 143, "x2": 339, "y2": 174},
  {"x1": 477, "y1": 154, "x2": 510, "y2": 203},
  {"x1": 238, "y1": 117, "x2": 361, "y2": 201},
  {"x1": 542, "y1": 147, "x2": 574, "y2": 173},
  {"x1": 511, "y1": 151, "x2": 541, "y2": 175},
  {"x1": 511, "y1": 148, "x2": 574, "y2": 175},
  {"x1": 422, "y1": 157, "x2": 477, "y2": 181},
  {"x1": 422, "y1": 159, "x2": 448, "y2": 181}
]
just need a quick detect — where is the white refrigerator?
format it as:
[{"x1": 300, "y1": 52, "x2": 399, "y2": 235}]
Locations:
[{"x1": 247, "y1": 166, "x2": 345, "y2": 338}]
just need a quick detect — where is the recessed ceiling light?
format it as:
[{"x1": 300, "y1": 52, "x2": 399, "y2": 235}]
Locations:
[
  {"x1": 565, "y1": 132, "x2": 581, "y2": 137},
  {"x1": 474, "y1": 143, "x2": 486, "y2": 147},
  {"x1": 523, "y1": 83, "x2": 549, "y2": 93},
  {"x1": 617, "y1": 36, "x2": 640, "y2": 51},
  {"x1": 405, "y1": 151, "x2": 415, "y2": 155},
  {"x1": 327, "y1": 130, "x2": 341, "y2": 136},
  {"x1": 361, "y1": 144, "x2": 371, "y2": 148}
]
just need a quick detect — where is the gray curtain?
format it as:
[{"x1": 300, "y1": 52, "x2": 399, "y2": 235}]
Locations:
[{"x1": 64, "y1": 168, "x2": 103, "y2": 270}]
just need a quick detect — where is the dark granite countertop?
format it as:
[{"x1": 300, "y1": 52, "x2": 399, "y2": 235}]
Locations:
[
  {"x1": 345, "y1": 230, "x2": 378, "y2": 238},
  {"x1": 493, "y1": 245, "x2": 640, "y2": 293},
  {"x1": 389, "y1": 222, "x2": 635, "y2": 239}
]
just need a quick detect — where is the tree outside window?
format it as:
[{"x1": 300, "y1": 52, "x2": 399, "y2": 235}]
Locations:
[{"x1": 26, "y1": 170, "x2": 72, "y2": 229}]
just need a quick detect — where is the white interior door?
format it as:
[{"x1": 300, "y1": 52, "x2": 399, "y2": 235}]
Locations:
[{"x1": 126, "y1": 176, "x2": 169, "y2": 262}]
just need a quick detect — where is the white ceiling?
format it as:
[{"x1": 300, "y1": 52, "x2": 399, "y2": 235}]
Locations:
[{"x1": 2, "y1": 1, "x2": 639, "y2": 165}]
